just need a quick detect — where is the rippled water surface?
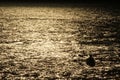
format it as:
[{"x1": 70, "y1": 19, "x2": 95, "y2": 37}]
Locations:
[{"x1": 0, "y1": 4, "x2": 120, "y2": 79}]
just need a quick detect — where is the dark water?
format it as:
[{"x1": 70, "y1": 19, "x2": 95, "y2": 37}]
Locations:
[{"x1": 0, "y1": 4, "x2": 120, "y2": 79}]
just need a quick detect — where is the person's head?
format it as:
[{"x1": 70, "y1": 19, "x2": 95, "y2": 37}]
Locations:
[{"x1": 89, "y1": 54, "x2": 92, "y2": 57}]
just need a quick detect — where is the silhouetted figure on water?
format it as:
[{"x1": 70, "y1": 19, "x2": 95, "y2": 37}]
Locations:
[{"x1": 86, "y1": 54, "x2": 95, "y2": 67}]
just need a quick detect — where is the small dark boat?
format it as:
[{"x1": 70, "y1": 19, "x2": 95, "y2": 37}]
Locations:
[{"x1": 86, "y1": 54, "x2": 95, "y2": 67}]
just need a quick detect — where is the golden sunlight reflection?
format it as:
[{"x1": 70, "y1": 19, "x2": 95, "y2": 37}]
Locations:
[
  {"x1": 0, "y1": 5, "x2": 120, "y2": 79},
  {"x1": 3, "y1": 7, "x2": 90, "y2": 58}
]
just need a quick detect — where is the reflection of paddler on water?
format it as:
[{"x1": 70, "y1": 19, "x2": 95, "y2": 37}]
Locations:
[{"x1": 86, "y1": 54, "x2": 95, "y2": 67}]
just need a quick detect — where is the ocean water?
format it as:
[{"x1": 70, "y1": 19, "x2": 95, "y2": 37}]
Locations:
[{"x1": 0, "y1": 4, "x2": 120, "y2": 79}]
